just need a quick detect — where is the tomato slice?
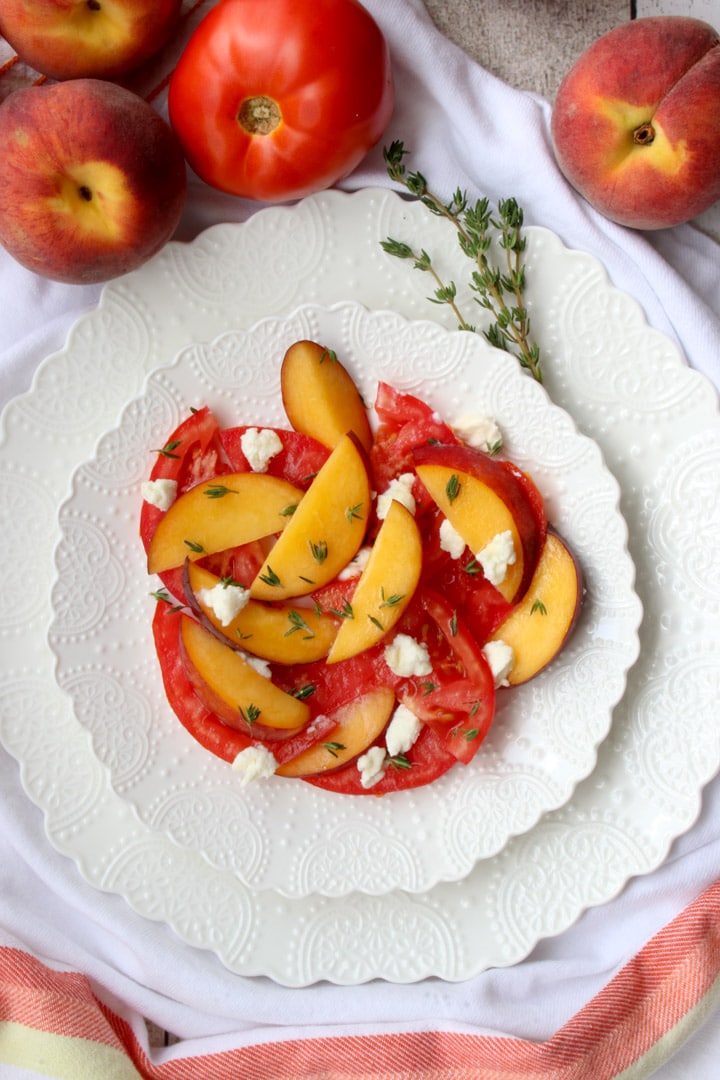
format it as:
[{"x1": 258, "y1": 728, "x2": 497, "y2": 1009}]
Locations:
[
  {"x1": 219, "y1": 426, "x2": 330, "y2": 489},
  {"x1": 153, "y1": 604, "x2": 341, "y2": 766},
  {"x1": 152, "y1": 603, "x2": 251, "y2": 763},
  {"x1": 305, "y1": 723, "x2": 456, "y2": 795},
  {"x1": 141, "y1": 406, "x2": 229, "y2": 599},
  {"x1": 371, "y1": 382, "x2": 459, "y2": 491}
]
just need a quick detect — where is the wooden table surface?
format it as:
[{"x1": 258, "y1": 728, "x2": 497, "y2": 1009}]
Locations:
[{"x1": 423, "y1": 0, "x2": 720, "y2": 100}]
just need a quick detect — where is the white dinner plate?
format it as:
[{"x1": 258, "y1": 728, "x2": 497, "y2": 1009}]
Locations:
[
  {"x1": 47, "y1": 300, "x2": 639, "y2": 898},
  {"x1": 1, "y1": 188, "x2": 719, "y2": 984}
]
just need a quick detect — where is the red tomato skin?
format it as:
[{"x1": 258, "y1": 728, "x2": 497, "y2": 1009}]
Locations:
[
  {"x1": 219, "y1": 426, "x2": 329, "y2": 489},
  {"x1": 141, "y1": 406, "x2": 229, "y2": 600},
  {"x1": 305, "y1": 723, "x2": 457, "y2": 796},
  {"x1": 152, "y1": 605, "x2": 251, "y2": 763},
  {"x1": 168, "y1": 0, "x2": 394, "y2": 202}
]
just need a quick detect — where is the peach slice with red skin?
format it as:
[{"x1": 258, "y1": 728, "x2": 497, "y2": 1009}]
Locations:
[
  {"x1": 147, "y1": 472, "x2": 303, "y2": 576},
  {"x1": 489, "y1": 530, "x2": 584, "y2": 685},
  {"x1": 185, "y1": 562, "x2": 338, "y2": 664},
  {"x1": 413, "y1": 443, "x2": 546, "y2": 603},
  {"x1": 250, "y1": 432, "x2": 371, "y2": 601},
  {"x1": 280, "y1": 339, "x2": 373, "y2": 453},
  {"x1": 275, "y1": 687, "x2": 396, "y2": 777},
  {"x1": 326, "y1": 500, "x2": 422, "y2": 663},
  {"x1": 179, "y1": 615, "x2": 309, "y2": 738}
]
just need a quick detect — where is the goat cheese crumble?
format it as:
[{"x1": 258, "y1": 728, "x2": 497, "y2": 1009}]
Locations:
[
  {"x1": 482, "y1": 639, "x2": 515, "y2": 687},
  {"x1": 338, "y1": 545, "x2": 372, "y2": 580},
  {"x1": 452, "y1": 414, "x2": 503, "y2": 453},
  {"x1": 439, "y1": 517, "x2": 466, "y2": 559},
  {"x1": 141, "y1": 478, "x2": 177, "y2": 511},
  {"x1": 477, "y1": 530, "x2": 516, "y2": 587},
  {"x1": 197, "y1": 581, "x2": 250, "y2": 626},
  {"x1": 232, "y1": 744, "x2": 278, "y2": 785},
  {"x1": 240, "y1": 427, "x2": 283, "y2": 472},
  {"x1": 385, "y1": 703, "x2": 421, "y2": 758},
  {"x1": 384, "y1": 634, "x2": 432, "y2": 677},
  {"x1": 376, "y1": 473, "x2": 416, "y2": 520},
  {"x1": 357, "y1": 745, "x2": 387, "y2": 789}
]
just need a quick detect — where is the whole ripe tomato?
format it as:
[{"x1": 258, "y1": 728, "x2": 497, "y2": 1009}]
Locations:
[{"x1": 168, "y1": 0, "x2": 394, "y2": 202}]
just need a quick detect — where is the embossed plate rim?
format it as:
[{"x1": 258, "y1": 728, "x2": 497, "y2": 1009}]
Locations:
[
  {"x1": 1, "y1": 187, "x2": 718, "y2": 984},
  {"x1": 46, "y1": 299, "x2": 639, "y2": 899}
]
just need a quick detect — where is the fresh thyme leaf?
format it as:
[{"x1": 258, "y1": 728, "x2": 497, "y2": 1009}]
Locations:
[
  {"x1": 309, "y1": 539, "x2": 328, "y2": 563},
  {"x1": 486, "y1": 438, "x2": 503, "y2": 456},
  {"x1": 285, "y1": 609, "x2": 315, "y2": 638},
  {"x1": 330, "y1": 599, "x2": 354, "y2": 620},
  {"x1": 154, "y1": 439, "x2": 181, "y2": 459},
  {"x1": 368, "y1": 615, "x2": 384, "y2": 631},
  {"x1": 319, "y1": 348, "x2": 337, "y2": 364},
  {"x1": 450, "y1": 610, "x2": 458, "y2": 636},
  {"x1": 420, "y1": 680, "x2": 437, "y2": 695},
  {"x1": 380, "y1": 588, "x2": 405, "y2": 608},
  {"x1": 203, "y1": 484, "x2": 236, "y2": 499},
  {"x1": 346, "y1": 503, "x2": 364, "y2": 523},
  {"x1": 219, "y1": 575, "x2": 244, "y2": 588},
  {"x1": 531, "y1": 598, "x2": 548, "y2": 615},
  {"x1": 464, "y1": 727, "x2": 480, "y2": 741},
  {"x1": 239, "y1": 703, "x2": 261, "y2": 727},
  {"x1": 235, "y1": 630, "x2": 253, "y2": 640},
  {"x1": 323, "y1": 741, "x2": 346, "y2": 758},
  {"x1": 382, "y1": 141, "x2": 542, "y2": 382},
  {"x1": 184, "y1": 539, "x2": 205, "y2": 554},
  {"x1": 279, "y1": 503, "x2": 298, "y2": 517},
  {"x1": 462, "y1": 558, "x2": 481, "y2": 576},
  {"x1": 259, "y1": 565, "x2": 282, "y2": 587},
  {"x1": 387, "y1": 753, "x2": 412, "y2": 771},
  {"x1": 291, "y1": 683, "x2": 316, "y2": 700},
  {"x1": 446, "y1": 474, "x2": 461, "y2": 503}
]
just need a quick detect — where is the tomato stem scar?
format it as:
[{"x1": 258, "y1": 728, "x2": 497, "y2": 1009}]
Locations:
[{"x1": 237, "y1": 96, "x2": 281, "y2": 136}]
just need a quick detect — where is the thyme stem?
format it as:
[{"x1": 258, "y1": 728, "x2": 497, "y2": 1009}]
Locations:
[{"x1": 381, "y1": 140, "x2": 542, "y2": 383}]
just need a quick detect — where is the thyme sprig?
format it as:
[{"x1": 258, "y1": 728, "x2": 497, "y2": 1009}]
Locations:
[{"x1": 382, "y1": 140, "x2": 542, "y2": 383}]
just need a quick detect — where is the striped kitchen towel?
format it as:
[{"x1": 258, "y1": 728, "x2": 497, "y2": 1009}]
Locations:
[{"x1": 1, "y1": 879, "x2": 719, "y2": 1080}]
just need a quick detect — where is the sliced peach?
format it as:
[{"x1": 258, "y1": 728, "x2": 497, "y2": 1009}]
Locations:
[
  {"x1": 185, "y1": 562, "x2": 338, "y2": 664},
  {"x1": 326, "y1": 500, "x2": 422, "y2": 663},
  {"x1": 250, "y1": 432, "x2": 371, "y2": 601},
  {"x1": 179, "y1": 615, "x2": 309, "y2": 737},
  {"x1": 147, "y1": 472, "x2": 303, "y2": 575},
  {"x1": 280, "y1": 339, "x2": 373, "y2": 453},
  {"x1": 413, "y1": 443, "x2": 545, "y2": 602},
  {"x1": 489, "y1": 531, "x2": 584, "y2": 685},
  {"x1": 275, "y1": 687, "x2": 396, "y2": 777}
]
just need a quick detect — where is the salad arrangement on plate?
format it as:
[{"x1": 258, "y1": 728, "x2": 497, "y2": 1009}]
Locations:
[{"x1": 141, "y1": 337, "x2": 584, "y2": 797}]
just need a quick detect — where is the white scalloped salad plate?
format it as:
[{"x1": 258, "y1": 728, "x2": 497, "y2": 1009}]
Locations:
[
  {"x1": 1, "y1": 188, "x2": 718, "y2": 984},
  {"x1": 47, "y1": 300, "x2": 639, "y2": 899}
]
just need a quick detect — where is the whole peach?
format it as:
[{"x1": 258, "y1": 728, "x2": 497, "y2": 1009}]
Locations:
[
  {"x1": 0, "y1": 79, "x2": 187, "y2": 284},
  {"x1": 551, "y1": 16, "x2": 720, "y2": 229},
  {"x1": 0, "y1": 0, "x2": 182, "y2": 81}
]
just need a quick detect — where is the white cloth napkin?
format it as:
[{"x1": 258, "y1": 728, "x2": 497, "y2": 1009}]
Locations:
[{"x1": 1, "y1": 1, "x2": 719, "y2": 1075}]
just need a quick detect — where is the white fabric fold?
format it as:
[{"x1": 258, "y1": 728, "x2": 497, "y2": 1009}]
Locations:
[{"x1": 1, "y1": 2, "x2": 719, "y2": 1076}]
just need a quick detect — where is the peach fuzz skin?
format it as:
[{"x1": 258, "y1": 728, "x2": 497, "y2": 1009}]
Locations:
[
  {"x1": 551, "y1": 16, "x2": 720, "y2": 229},
  {"x1": 0, "y1": 0, "x2": 182, "y2": 81},
  {"x1": 0, "y1": 79, "x2": 187, "y2": 284}
]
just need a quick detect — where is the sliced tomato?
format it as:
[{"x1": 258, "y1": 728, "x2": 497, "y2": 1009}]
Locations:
[
  {"x1": 219, "y1": 426, "x2": 330, "y2": 489},
  {"x1": 141, "y1": 406, "x2": 229, "y2": 599},
  {"x1": 304, "y1": 722, "x2": 456, "y2": 795},
  {"x1": 152, "y1": 603, "x2": 251, "y2": 763},
  {"x1": 371, "y1": 382, "x2": 459, "y2": 491}
]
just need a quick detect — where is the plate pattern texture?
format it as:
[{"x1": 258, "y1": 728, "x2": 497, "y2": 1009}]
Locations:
[
  {"x1": 47, "y1": 302, "x2": 637, "y2": 898},
  {"x1": 1, "y1": 188, "x2": 719, "y2": 984}
]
